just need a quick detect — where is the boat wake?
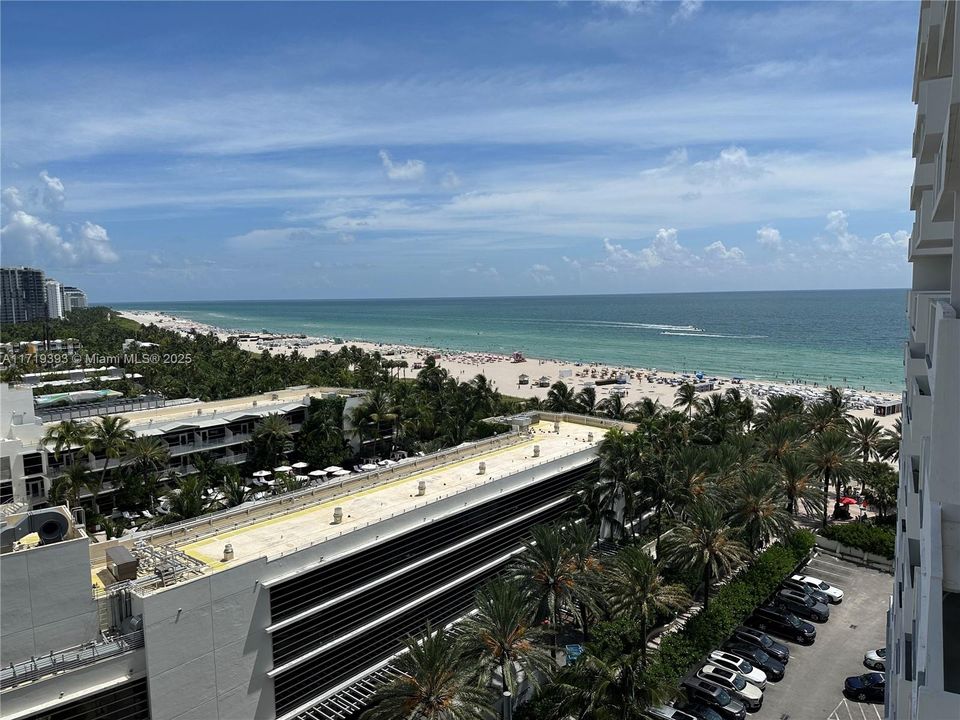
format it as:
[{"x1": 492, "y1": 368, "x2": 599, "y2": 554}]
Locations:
[{"x1": 660, "y1": 331, "x2": 767, "y2": 339}]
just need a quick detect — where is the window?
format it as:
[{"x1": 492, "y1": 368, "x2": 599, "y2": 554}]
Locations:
[
  {"x1": 0, "y1": 457, "x2": 11, "y2": 481},
  {"x1": 22, "y1": 453, "x2": 44, "y2": 476},
  {"x1": 0, "y1": 480, "x2": 13, "y2": 504},
  {"x1": 26, "y1": 477, "x2": 45, "y2": 498}
]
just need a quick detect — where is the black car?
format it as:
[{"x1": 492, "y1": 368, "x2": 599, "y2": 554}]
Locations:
[
  {"x1": 781, "y1": 577, "x2": 832, "y2": 606},
  {"x1": 680, "y1": 678, "x2": 747, "y2": 720},
  {"x1": 723, "y1": 641, "x2": 786, "y2": 681},
  {"x1": 728, "y1": 626, "x2": 790, "y2": 664},
  {"x1": 681, "y1": 703, "x2": 725, "y2": 720},
  {"x1": 774, "y1": 589, "x2": 830, "y2": 623},
  {"x1": 844, "y1": 673, "x2": 886, "y2": 702},
  {"x1": 748, "y1": 606, "x2": 817, "y2": 644}
]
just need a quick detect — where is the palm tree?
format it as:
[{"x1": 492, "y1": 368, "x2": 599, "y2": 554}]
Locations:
[
  {"x1": 754, "y1": 394, "x2": 805, "y2": 431},
  {"x1": 49, "y1": 461, "x2": 89, "y2": 509},
  {"x1": 778, "y1": 451, "x2": 822, "y2": 516},
  {"x1": 807, "y1": 428, "x2": 856, "y2": 529},
  {"x1": 876, "y1": 418, "x2": 902, "y2": 462},
  {"x1": 42, "y1": 419, "x2": 92, "y2": 466},
  {"x1": 547, "y1": 651, "x2": 670, "y2": 720},
  {"x1": 805, "y1": 399, "x2": 848, "y2": 436},
  {"x1": 512, "y1": 524, "x2": 580, "y2": 652},
  {"x1": 595, "y1": 428, "x2": 642, "y2": 539},
  {"x1": 162, "y1": 473, "x2": 209, "y2": 523},
  {"x1": 673, "y1": 383, "x2": 698, "y2": 418},
  {"x1": 606, "y1": 547, "x2": 690, "y2": 667},
  {"x1": 250, "y1": 413, "x2": 294, "y2": 469},
  {"x1": 596, "y1": 393, "x2": 629, "y2": 421},
  {"x1": 361, "y1": 623, "x2": 493, "y2": 720},
  {"x1": 725, "y1": 471, "x2": 795, "y2": 554},
  {"x1": 758, "y1": 419, "x2": 805, "y2": 465},
  {"x1": 660, "y1": 500, "x2": 748, "y2": 610},
  {"x1": 85, "y1": 416, "x2": 134, "y2": 515},
  {"x1": 219, "y1": 469, "x2": 250, "y2": 508},
  {"x1": 849, "y1": 417, "x2": 883, "y2": 492},
  {"x1": 126, "y1": 436, "x2": 170, "y2": 477},
  {"x1": 460, "y1": 579, "x2": 554, "y2": 698},
  {"x1": 575, "y1": 386, "x2": 598, "y2": 416},
  {"x1": 545, "y1": 381, "x2": 579, "y2": 413}
]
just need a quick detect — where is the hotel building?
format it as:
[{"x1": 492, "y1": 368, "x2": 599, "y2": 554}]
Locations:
[
  {"x1": 888, "y1": 1, "x2": 960, "y2": 718},
  {"x1": 1, "y1": 413, "x2": 610, "y2": 720},
  {"x1": 1, "y1": 267, "x2": 48, "y2": 325}
]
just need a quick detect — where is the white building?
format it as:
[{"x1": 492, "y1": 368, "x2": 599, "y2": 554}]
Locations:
[
  {"x1": 60, "y1": 286, "x2": 87, "y2": 313},
  {"x1": 44, "y1": 279, "x2": 64, "y2": 319},
  {"x1": 0, "y1": 414, "x2": 611, "y2": 720},
  {"x1": 887, "y1": 2, "x2": 960, "y2": 719}
]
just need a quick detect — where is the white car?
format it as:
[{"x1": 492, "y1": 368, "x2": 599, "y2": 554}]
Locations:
[
  {"x1": 709, "y1": 650, "x2": 768, "y2": 689},
  {"x1": 697, "y1": 664, "x2": 764, "y2": 711},
  {"x1": 864, "y1": 647, "x2": 886, "y2": 670},
  {"x1": 791, "y1": 574, "x2": 844, "y2": 603}
]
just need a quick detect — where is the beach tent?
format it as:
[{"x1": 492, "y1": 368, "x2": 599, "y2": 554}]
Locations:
[{"x1": 518, "y1": 374, "x2": 530, "y2": 385}]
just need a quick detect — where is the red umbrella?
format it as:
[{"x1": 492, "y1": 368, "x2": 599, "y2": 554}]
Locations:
[{"x1": 839, "y1": 496, "x2": 859, "y2": 505}]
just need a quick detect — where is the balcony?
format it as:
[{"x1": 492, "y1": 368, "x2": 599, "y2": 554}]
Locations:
[
  {"x1": 916, "y1": 78, "x2": 952, "y2": 163},
  {"x1": 911, "y1": 190, "x2": 954, "y2": 258},
  {"x1": 909, "y1": 291, "x2": 951, "y2": 347},
  {"x1": 932, "y1": 101, "x2": 958, "y2": 222},
  {"x1": 912, "y1": 159, "x2": 936, "y2": 210}
]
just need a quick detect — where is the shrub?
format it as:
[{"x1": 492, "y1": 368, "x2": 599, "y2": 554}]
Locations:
[{"x1": 821, "y1": 523, "x2": 895, "y2": 559}]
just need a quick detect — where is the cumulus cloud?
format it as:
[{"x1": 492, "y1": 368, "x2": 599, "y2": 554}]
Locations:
[
  {"x1": 823, "y1": 209, "x2": 859, "y2": 252},
  {"x1": 704, "y1": 240, "x2": 745, "y2": 263},
  {"x1": 379, "y1": 149, "x2": 426, "y2": 181},
  {"x1": 756, "y1": 225, "x2": 783, "y2": 249},
  {"x1": 671, "y1": 0, "x2": 703, "y2": 23},
  {"x1": 599, "y1": 228, "x2": 694, "y2": 272},
  {"x1": 75, "y1": 222, "x2": 119, "y2": 263},
  {"x1": 528, "y1": 263, "x2": 555, "y2": 285},
  {"x1": 2, "y1": 186, "x2": 24, "y2": 212},
  {"x1": 37, "y1": 170, "x2": 66, "y2": 212},
  {"x1": 872, "y1": 230, "x2": 909, "y2": 249},
  {"x1": 687, "y1": 146, "x2": 766, "y2": 185}
]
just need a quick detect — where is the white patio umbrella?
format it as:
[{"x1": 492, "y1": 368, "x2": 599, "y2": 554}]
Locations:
[
  {"x1": 295, "y1": 475, "x2": 310, "y2": 482},
  {"x1": 333, "y1": 469, "x2": 352, "y2": 476},
  {"x1": 291, "y1": 461, "x2": 309, "y2": 469},
  {"x1": 359, "y1": 463, "x2": 377, "y2": 471},
  {"x1": 308, "y1": 469, "x2": 327, "y2": 477},
  {"x1": 252, "y1": 470, "x2": 271, "y2": 477},
  {"x1": 274, "y1": 465, "x2": 293, "y2": 473},
  {"x1": 323, "y1": 466, "x2": 343, "y2": 473}
]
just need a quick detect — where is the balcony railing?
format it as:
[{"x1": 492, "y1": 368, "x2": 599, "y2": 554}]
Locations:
[{"x1": 0, "y1": 630, "x2": 144, "y2": 689}]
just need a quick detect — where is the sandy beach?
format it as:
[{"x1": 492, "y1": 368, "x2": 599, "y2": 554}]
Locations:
[{"x1": 116, "y1": 309, "x2": 903, "y2": 429}]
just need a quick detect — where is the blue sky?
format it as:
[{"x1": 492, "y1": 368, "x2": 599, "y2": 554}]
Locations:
[{"x1": 1, "y1": 1, "x2": 917, "y2": 302}]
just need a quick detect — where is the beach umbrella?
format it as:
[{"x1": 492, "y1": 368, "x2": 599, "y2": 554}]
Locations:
[
  {"x1": 274, "y1": 465, "x2": 293, "y2": 473},
  {"x1": 359, "y1": 463, "x2": 377, "y2": 471},
  {"x1": 291, "y1": 461, "x2": 309, "y2": 469},
  {"x1": 333, "y1": 469, "x2": 351, "y2": 476},
  {"x1": 252, "y1": 470, "x2": 271, "y2": 478},
  {"x1": 308, "y1": 469, "x2": 327, "y2": 477},
  {"x1": 323, "y1": 466, "x2": 343, "y2": 473},
  {"x1": 839, "y1": 496, "x2": 859, "y2": 505}
]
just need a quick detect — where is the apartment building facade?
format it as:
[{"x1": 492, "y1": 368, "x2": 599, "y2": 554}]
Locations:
[
  {"x1": 1, "y1": 267, "x2": 48, "y2": 325},
  {"x1": 887, "y1": 2, "x2": 960, "y2": 719},
  {"x1": 0, "y1": 415, "x2": 611, "y2": 720}
]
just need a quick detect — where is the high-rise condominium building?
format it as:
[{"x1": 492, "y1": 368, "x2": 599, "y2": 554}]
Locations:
[
  {"x1": 887, "y1": 1, "x2": 959, "y2": 718},
  {"x1": 0, "y1": 267, "x2": 47, "y2": 325},
  {"x1": 60, "y1": 286, "x2": 88, "y2": 312},
  {"x1": 44, "y1": 279, "x2": 64, "y2": 320}
]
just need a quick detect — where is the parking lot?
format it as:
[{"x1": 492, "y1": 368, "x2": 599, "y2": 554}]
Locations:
[{"x1": 751, "y1": 553, "x2": 891, "y2": 720}]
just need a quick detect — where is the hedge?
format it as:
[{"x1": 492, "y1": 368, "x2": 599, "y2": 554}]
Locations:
[
  {"x1": 821, "y1": 523, "x2": 895, "y2": 559},
  {"x1": 644, "y1": 529, "x2": 815, "y2": 688}
]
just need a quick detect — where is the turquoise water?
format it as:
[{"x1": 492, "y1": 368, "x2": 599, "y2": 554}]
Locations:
[{"x1": 113, "y1": 290, "x2": 908, "y2": 392}]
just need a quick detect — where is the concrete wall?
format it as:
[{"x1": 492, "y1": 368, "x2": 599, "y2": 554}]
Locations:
[
  {"x1": 140, "y1": 446, "x2": 600, "y2": 720},
  {"x1": 0, "y1": 536, "x2": 100, "y2": 666}
]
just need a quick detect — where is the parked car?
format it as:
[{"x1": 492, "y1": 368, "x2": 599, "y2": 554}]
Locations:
[
  {"x1": 781, "y1": 577, "x2": 832, "y2": 606},
  {"x1": 722, "y1": 642, "x2": 785, "y2": 682},
  {"x1": 844, "y1": 672, "x2": 886, "y2": 702},
  {"x1": 790, "y1": 573, "x2": 844, "y2": 603},
  {"x1": 680, "y1": 678, "x2": 747, "y2": 720},
  {"x1": 646, "y1": 705, "x2": 700, "y2": 720},
  {"x1": 748, "y1": 606, "x2": 817, "y2": 644},
  {"x1": 681, "y1": 703, "x2": 725, "y2": 720},
  {"x1": 696, "y1": 665, "x2": 764, "y2": 711},
  {"x1": 864, "y1": 648, "x2": 887, "y2": 670},
  {"x1": 708, "y1": 650, "x2": 768, "y2": 689},
  {"x1": 774, "y1": 589, "x2": 830, "y2": 622},
  {"x1": 728, "y1": 626, "x2": 790, "y2": 664}
]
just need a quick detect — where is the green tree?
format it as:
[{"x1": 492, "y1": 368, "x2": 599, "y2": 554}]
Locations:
[
  {"x1": 48, "y1": 461, "x2": 89, "y2": 508},
  {"x1": 361, "y1": 624, "x2": 493, "y2": 720},
  {"x1": 460, "y1": 579, "x2": 554, "y2": 698},
  {"x1": 42, "y1": 419, "x2": 92, "y2": 466},
  {"x1": 777, "y1": 451, "x2": 822, "y2": 516},
  {"x1": 85, "y1": 416, "x2": 135, "y2": 515},
  {"x1": 862, "y1": 462, "x2": 898, "y2": 519},
  {"x1": 575, "y1": 386, "x2": 598, "y2": 416},
  {"x1": 161, "y1": 472, "x2": 209, "y2": 523},
  {"x1": 673, "y1": 383, "x2": 698, "y2": 419},
  {"x1": 660, "y1": 501, "x2": 748, "y2": 611},
  {"x1": 249, "y1": 413, "x2": 294, "y2": 470},
  {"x1": 545, "y1": 381, "x2": 579, "y2": 413},
  {"x1": 725, "y1": 470, "x2": 795, "y2": 554},
  {"x1": 876, "y1": 418, "x2": 902, "y2": 462},
  {"x1": 807, "y1": 428, "x2": 856, "y2": 529},
  {"x1": 605, "y1": 547, "x2": 690, "y2": 667}
]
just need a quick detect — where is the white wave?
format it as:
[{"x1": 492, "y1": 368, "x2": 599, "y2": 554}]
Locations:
[{"x1": 591, "y1": 320, "x2": 704, "y2": 332}]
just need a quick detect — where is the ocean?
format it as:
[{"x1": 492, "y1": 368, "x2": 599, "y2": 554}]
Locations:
[{"x1": 113, "y1": 289, "x2": 908, "y2": 392}]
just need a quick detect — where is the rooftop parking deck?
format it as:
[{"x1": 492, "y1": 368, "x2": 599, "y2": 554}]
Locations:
[{"x1": 174, "y1": 420, "x2": 604, "y2": 570}]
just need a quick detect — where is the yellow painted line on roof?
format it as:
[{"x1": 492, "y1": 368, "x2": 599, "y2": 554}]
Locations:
[{"x1": 177, "y1": 433, "x2": 549, "y2": 554}]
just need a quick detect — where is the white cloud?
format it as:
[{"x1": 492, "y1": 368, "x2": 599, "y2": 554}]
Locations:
[
  {"x1": 872, "y1": 230, "x2": 909, "y2": 248},
  {"x1": 75, "y1": 221, "x2": 119, "y2": 263},
  {"x1": 672, "y1": 0, "x2": 703, "y2": 23},
  {"x1": 687, "y1": 146, "x2": 766, "y2": 185},
  {"x1": 467, "y1": 262, "x2": 499, "y2": 279},
  {"x1": 226, "y1": 226, "x2": 324, "y2": 250},
  {"x1": 528, "y1": 263, "x2": 555, "y2": 285},
  {"x1": 599, "y1": 228, "x2": 695, "y2": 272},
  {"x1": 665, "y1": 147, "x2": 689, "y2": 166},
  {"x1": 37, "y1": 170, "x2": 66, "y2": 212},
  {"x1": 704, "y1": 240, "x2": 745, "y2": 263},
  {"x1": 823, "y1": 209, "x2": 859, "y2": 252},
  {"x1": 1, "y1": 186, "x2": 24, "y2": 212},
  {"x1": 1, "y1": 210, "x2": 64, "y2": 256},
  {"x1": 441, "y1": 171, "x2": 461, "y2": 189},
  {"x1": 756, "y1": 225, "x2": 783, "y2": 249},
  {"x1": 379, "y1": 149, "x2": 426, "y2": 181}
]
